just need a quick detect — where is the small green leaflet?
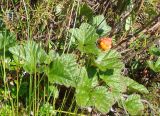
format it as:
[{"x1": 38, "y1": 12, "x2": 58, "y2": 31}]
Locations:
[
  {"x1": 124, "y1": 77, "x2": 149, "y2": 94},
  {"x1": 125, "y1": 94, "x2": 144, "y2": 115}
]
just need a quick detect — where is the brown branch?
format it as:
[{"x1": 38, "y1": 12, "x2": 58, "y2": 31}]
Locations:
[
  {"x1": 147, "y1": 20, "x2": 160, "y2": 33},
  {"x1": 134, "y1": 0, "x2": 144, "y2": 15},
  {"x1": 133, "y1": 14, "x2": 160, "y2": 36},
  {"x1": 113, "y1": 14, "x2": 160, "y2": 49}
]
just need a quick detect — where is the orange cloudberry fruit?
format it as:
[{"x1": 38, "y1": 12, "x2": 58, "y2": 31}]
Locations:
[{"x1": 97, "y1": 37, "x2": 112, "y2": 51}]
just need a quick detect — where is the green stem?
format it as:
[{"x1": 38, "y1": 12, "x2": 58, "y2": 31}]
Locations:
[
  {"x1": 3, "y1": 30, "x2": 6, "y2": 97},
  {"x1": 16, "y1": 70, "x2": 19, "y2": 116},
  {"x1": 53, "y1": 110, "x2": 85, "y2": 116},
  {"x1": 10, "y1": 97, "x2": 15, "y2": 116},
  {"x1": 34, "y1": 69, "x2": 37, "y2": 115},
  {"x1": 43, "y1": 73, "x2": 46, "y2": 103},
  {"x1": 66, "y1": 0, "x2": 79, "y2": 53},
  {"x1": 29, "y1": 74, "x2": 32, "y2": 115},
  {"x1": 37, "y1": 73, "x2": 40, "y2": 116},
  {"x1": 63, "y1": 0, "x2": 76, "y2": 54}
]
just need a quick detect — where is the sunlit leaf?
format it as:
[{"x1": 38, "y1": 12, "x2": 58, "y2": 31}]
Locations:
[
  {"x1": 91, "y1": 86, "x2": 115, "y2": 113},
  {"x1": 76, "y1": 68, "x2": 115, "y2": 113},
  {"x1": 95, "y1": 50, "x2": 124, "y2": 71},
  {"x1": 125, "y1": 94, "x2": 144, "y2": 115},
  {"x1": 76, "y1": 84, "x2": 115, "y2": 113},
  {"x1": 9, "y1": 41, "x2": 47, "y2": 73},
  {"x1": 47, "y1": 54, "x2": 79, "y2": 87},
  {"x1": 100, "y1": 69, "x2": 127, "y2": 93},
  {"x1": 124, "y1": 77, "x2": 149, "y2": 94},
  {"x1": 69, "y1": 23, "x2": 99, "y2": 54},
  {"x1": 75, "y1": 67, "x2": 93, "y2": 106}
]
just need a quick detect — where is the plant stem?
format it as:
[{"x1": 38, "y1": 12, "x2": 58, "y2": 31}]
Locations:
[
  {"x1": 22, "y1": 0, "x2": 30, "y2": 40},
  {"x1": 16, "y1": 70, "x2": 19, "y2": 116},
  {"x1": 63, "y1": 0, "x2": 76, "y2": 54},
  {"x1": 34, "y1": 69, "x2": 37, "y2": 115},
  {"x1": 133, "y1": 14, "x2": 160, "y2": 36},
  {"x1": 29, "y1": 74, "x2": 32, "y2": 115},
  {"x1": 3, "y1": 30, "x2": 6, "y2": 97},
  {"x1": 53, "y1": 110, "x2": 85, "y2": 116},
  {"x1": 37, "y1": 73, "x2": 40, "y2": 116},
  {"x1": 67, "y1": 0, "x2": 79, "y2": 53}
]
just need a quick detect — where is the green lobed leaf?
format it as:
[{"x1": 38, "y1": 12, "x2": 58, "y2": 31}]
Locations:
[
  {"x1": 69, "y1": 23, "x2": 99, "y2": 54},
  {"x1": 95, "y1": 50, "x2": 124, "y2": 71},
  {"x1": 124, "y1": 77, "x2": 149, "y2": 94},
  {"x1": 100, "y1": 69, "x2": 127, "y2": 93},
  {"x1": 125, "y1": 94, "x2": 144, "y2": 115},
  {"x1": 76, "y1": 84, "x2": 115, "y2": 113},
  {"x1": 76, "y1": 68, "x2": 115, "y2": 113},
  {"x1": 47, "y1": 54, "x2": 79, "y2": 87},
  {"x1": 78, "y1": 67, "x2": 98, "y2": 88},
  {"x1": 76, "y1": 67, "x2": 93, "y2": 106},
  {"x1": 76, "y1": 84, "x2": 92, "y2": 107},
  {"x1": 9, "y1": 41, "x2": 47, "y2": 73},
  {"x1": 91, "y1": 86, "x2": 115, "y2": 113},
  {"x1": 92, "y1": 15, "x2": 111, "y2": 36}
]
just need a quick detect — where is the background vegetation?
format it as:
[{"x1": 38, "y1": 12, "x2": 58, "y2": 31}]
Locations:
[{"x1": 0, "y1": 0, "x2": 160, "y2": 115}]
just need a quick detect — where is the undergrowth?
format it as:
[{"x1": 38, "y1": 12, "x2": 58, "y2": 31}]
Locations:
[{"x1": 0, "y1": 0, "x2": 160, "y2": 115}]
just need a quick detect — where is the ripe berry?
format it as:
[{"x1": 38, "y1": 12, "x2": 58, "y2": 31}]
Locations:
[{"x1": 97, "y1": 37, "x2": 112, "y2": 51}]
